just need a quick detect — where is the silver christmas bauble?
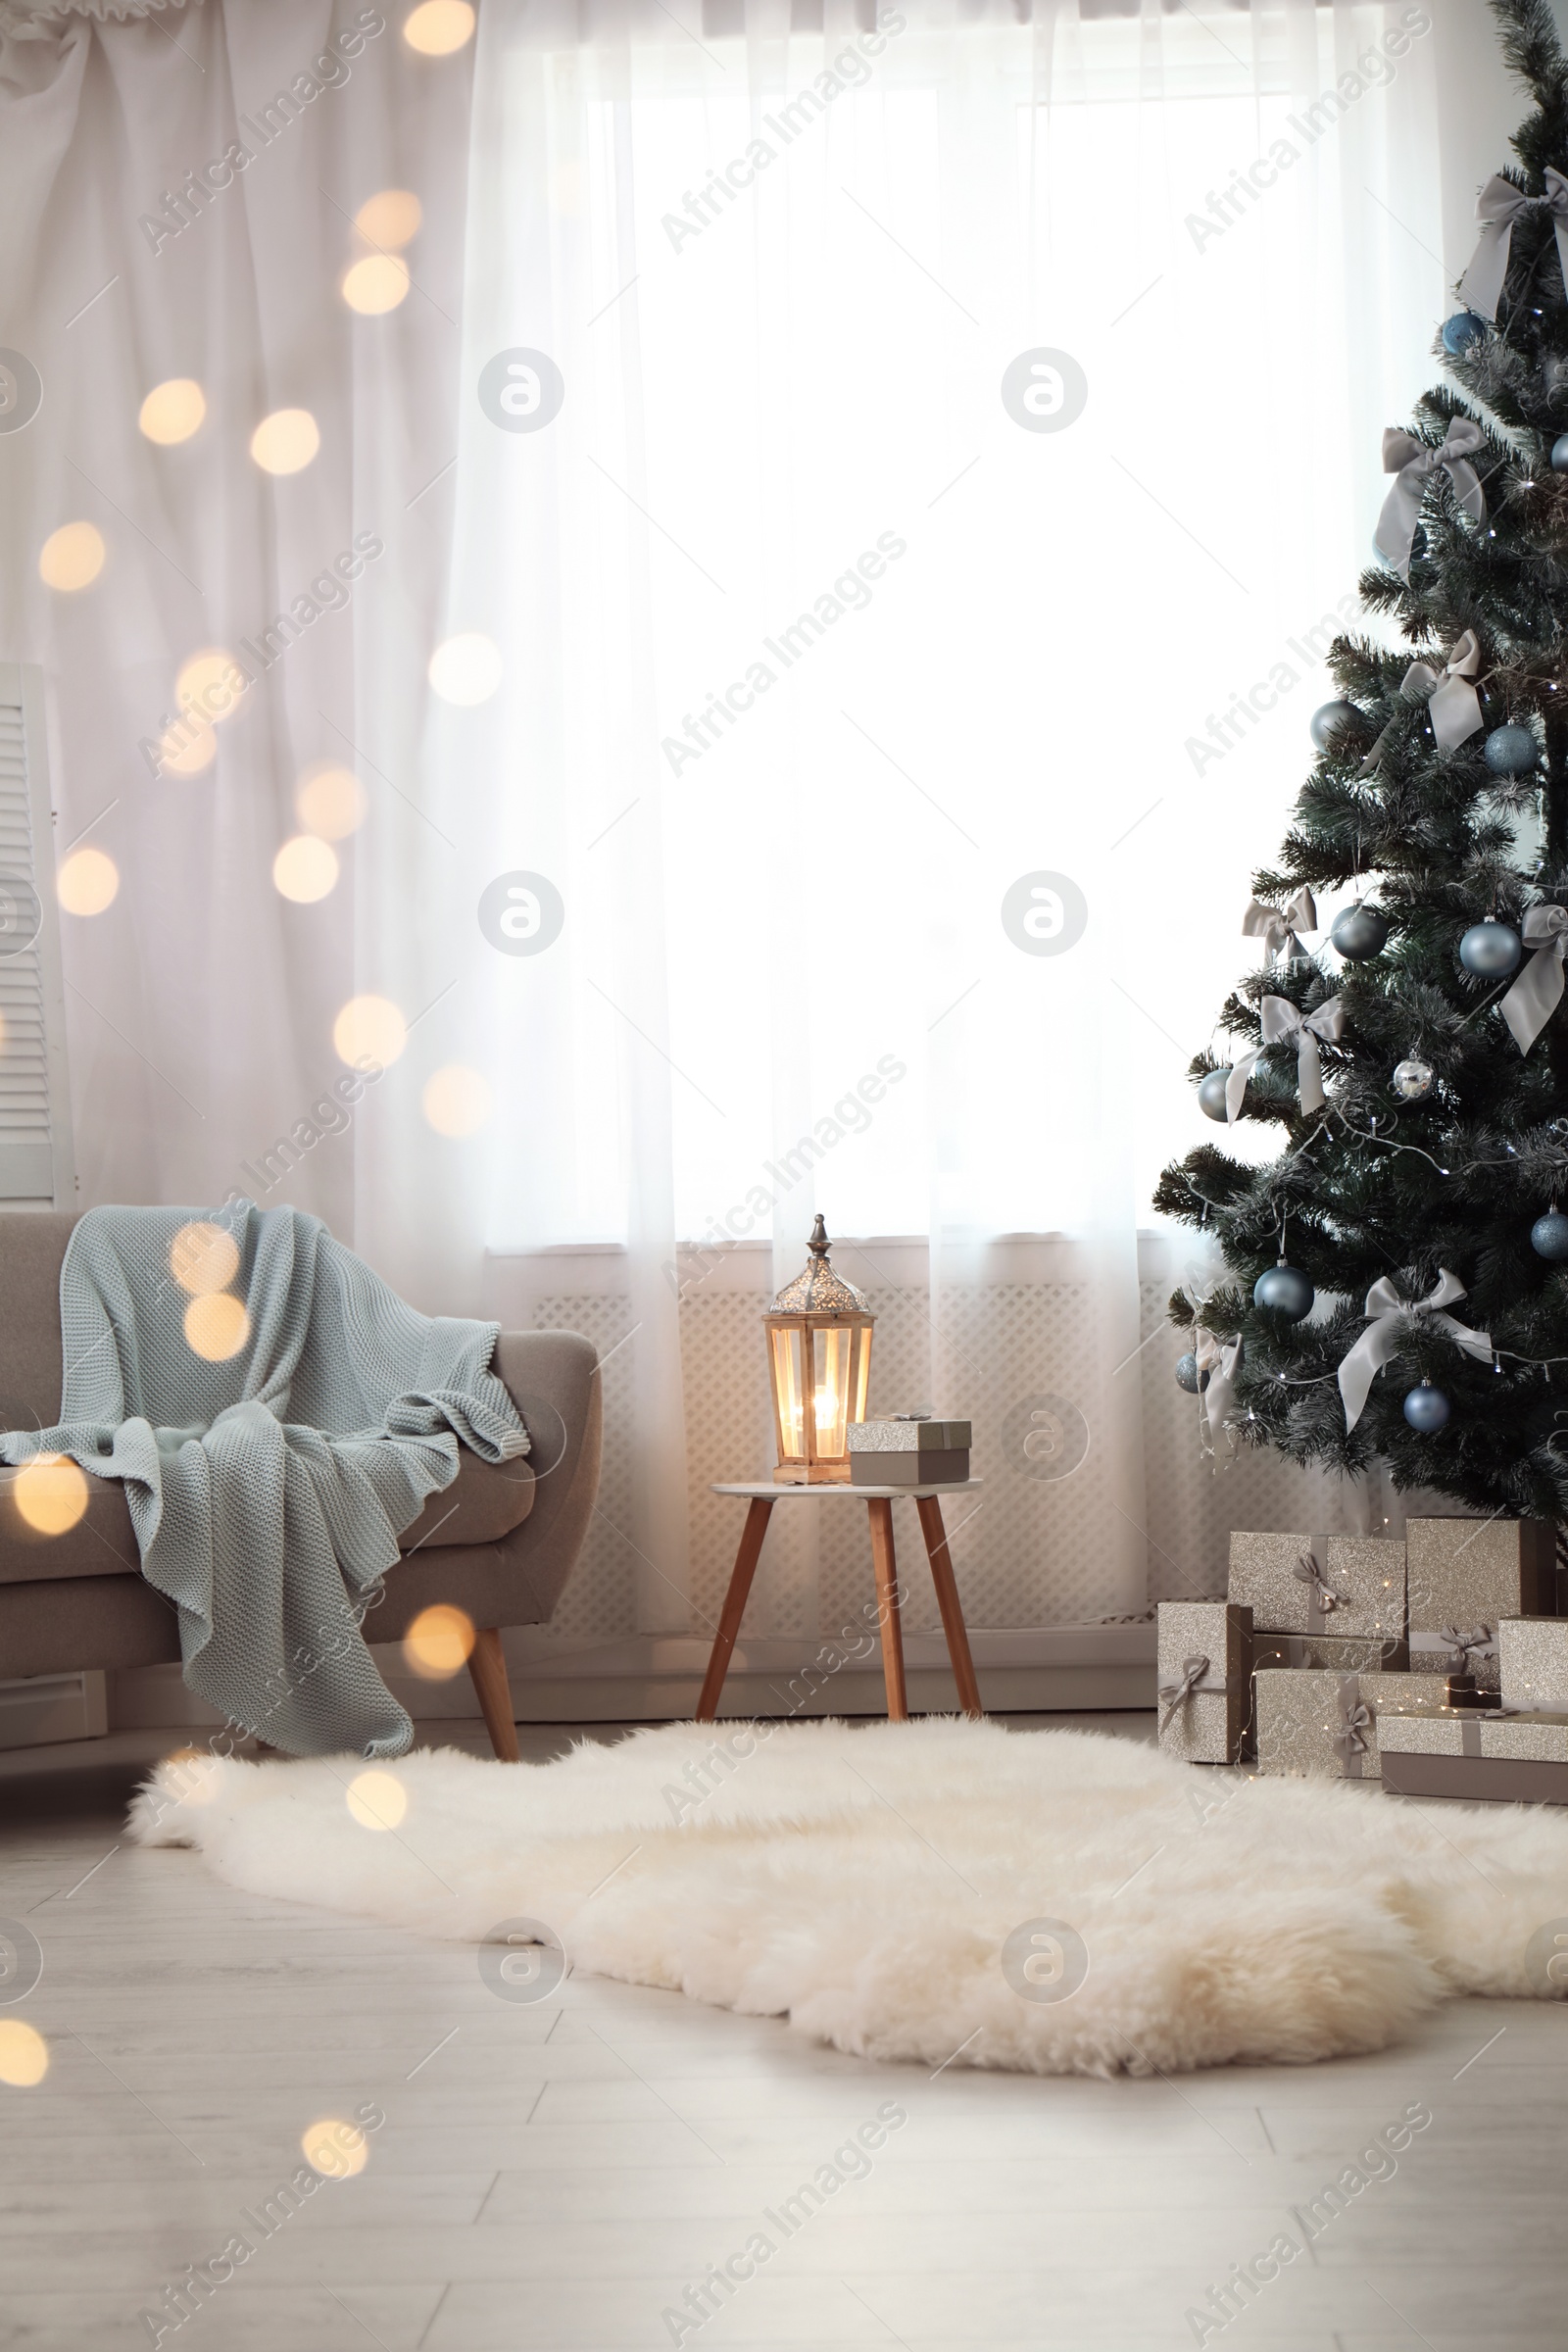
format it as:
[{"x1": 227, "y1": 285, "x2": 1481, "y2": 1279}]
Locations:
[
  {"x1": 1532, "y1": 1210, "x2": 1568, "y2": 1261},
  {"x1": 1403, "y1": 1380, "x2": 1450, "y2": 1433},
  {"x1": 1553, "y1": 432, "x2": 1568, "y2": 473},
  {"x1": 1458, "y1": 920, "x2": 1523, "y2": 977},
  {"x1": 1252, "y1": 1262, "x2": 1314, "y2": 1321},
  {"x1": 1198, "y1": 1068, "x2": 1232, "y2": 1122},
  {"x1": 1174, "y1": 1352, "x2": 1208, "y2": 1394},
  {"x1": 1392, "y1": 1055, "x2": 1434, "y2": 1102},
  {"x1": 1309, "y1": 701, "x2": 1362, "y2": 752},
  {"x1": 1483, "y1": 723, "x2": 1538, "y2": 777},
  {"x1": 1330, "y1": 903, "x2": 1389, "y2": 960}
]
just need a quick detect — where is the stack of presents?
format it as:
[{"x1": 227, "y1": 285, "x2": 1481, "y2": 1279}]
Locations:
[{"x1": 1157, "y1": 1517, "x2": 1568, "y2": 1801}]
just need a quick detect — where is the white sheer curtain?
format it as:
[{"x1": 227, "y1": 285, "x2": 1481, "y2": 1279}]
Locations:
[{"x1": 0, "y1": 0, "x2": 1483, "y2": 1642}]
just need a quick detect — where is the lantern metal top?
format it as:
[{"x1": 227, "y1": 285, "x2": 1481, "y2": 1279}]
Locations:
[{"x1": 766, "y1": 1215, "x2": 871, "y2": 1318}]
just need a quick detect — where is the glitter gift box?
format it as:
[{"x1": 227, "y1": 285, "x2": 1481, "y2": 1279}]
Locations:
[
  {"x1": 1227, "y1": 1532, "x2": 1406, "y2": 1640},
  {"x1": 1251, "y1": 1633, "x2": 1410, "y2": 1674},
  {"x1": 1377, "y1": 1702, "x2": 1568, "y2": 1803},
  {"x1": 1405, "y1": 1518, "x2": 1556, "y2": 1693},
  {"x1": 1156, "y1": 1601, "x2": 1252, "y2": 1764},
  {"x1": 847, "y1": 1419, "x2": 971, "y2": 1488},
  {"x1": 1496, "y1": 1617, "x2": 1568, "y2": 1715},
  {"x1": 1253, "y1": 1668, "x2": 1383, "y2": 1780}
]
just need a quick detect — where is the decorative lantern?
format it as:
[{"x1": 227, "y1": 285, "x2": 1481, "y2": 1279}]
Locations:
[{"x1": 764, "y1": 1216, "x2": 874, "y2": 1483}]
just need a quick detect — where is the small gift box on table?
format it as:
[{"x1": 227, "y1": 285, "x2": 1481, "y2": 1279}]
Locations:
[
  {"x1": 1157, "y1": 1601, "x2": 1251, "y2": 1764},
  {"x1": 1378, "y1": 1703, "x2": 1568, "y2": 1804},
  {"x1": 1228, "y1": 1532, "x2": 1405, "y2": 1640},
  {"x1": 1405, "y1": 1518, "x2": 1556, "y2": 1693},
  {"x1": 847, "y1": 1419, "x2": 971, "y2": 1487},
  {"x1": 1253, "y1": 1668, "x2": 1382, "y2": 1780},
  {"x1": 1497, "y1": 1617, "x2": 1568, "y2": 1714}
]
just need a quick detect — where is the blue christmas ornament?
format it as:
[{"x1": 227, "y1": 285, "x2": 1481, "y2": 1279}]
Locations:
[
  {"x1": 1309, "y1": 701, "x2": 1362, "y2": 752},
  {"x1": 1532, "y1": 1210, "x2": 1568, "y2": 1261},
  {"x1": 1403, "y1": 1380, "x2": 1450, "y2": 1432},
  {"x1": 1198, "y1": 1068, "x2": 1232, "y2": 1122},
  {"x1": 1442, "y1": 312, "x2": 1487, "y2": 356},
  {"x1": 1552, "y1": 433, "x2": 1568, "y2": 474},
  {"x1": 1252, "y1": 1262, "x2": 1314, "y2": 1321},
  {"x1": 1175, "y1": 1353, "x2": 1208, "y2": 1394},
  {"x1": 1484, "y1": 723, "x2": 1538, "y2": 777},
  {"x1": 1330, "y1": 903, "x2": 1390, "y2": 960},
  {"x1": 1458, "y1": 920, "x2": 1523, "y2": 977}
]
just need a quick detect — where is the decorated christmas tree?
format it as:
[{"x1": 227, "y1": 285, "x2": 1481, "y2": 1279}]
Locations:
[{"x1": 1155, "y1": 0, "x2": 1568, "y2": 1522}]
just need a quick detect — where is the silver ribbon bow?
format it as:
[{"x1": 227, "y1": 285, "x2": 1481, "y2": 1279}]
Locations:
[
  {"x1": 1374, "y1": 421, "x2": 1488, "y2": 576},
  {"x1": 1334, "y1": 1686, "x2": 1375, "y2": 1774},
  {"x1": 1226, "y1": 996, "x2": 1347, "y2": 1120},
  {"x1": 1457, "y1": 168, "x2": 1568, "y2": 322},
  {"x1": 1158, "y1": 1653, "x2": 1210, "y2": 1732},
  {"x1": 1359, "y1": 631, "x2": 1484, "y2": 773},
  {"x1": 1339, "y1": 1268, "x2": 1494, "y2": 1433},
  {"x1": 1243, "y1": 888, "x2": 1317, "y2": 964},
  {"x1": 1194, "y1": 1327, "x2": 1242, "y2": 1447},
  {"x1": 1500, "y1": 906, "x2": 1568, "y2": 1055},
  {"x1": 1293, "y1": 1549, "x2": 1345, "y2": 1624},
  {"x1": 1443, "y1": 1623, "x2": 1497, "y2": 1670}
]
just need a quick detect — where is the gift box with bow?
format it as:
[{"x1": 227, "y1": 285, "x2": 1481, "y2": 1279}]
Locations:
[
  {"x1": 1227, "y1": 1532, "x2": 1405, "y2": 1640},
  {"x1": 1156, "y1": 1601, "x2": 1252, "y2": 1765},
  {"x1": 1253, "y1": 1668, "x2": 1385, "y2": 1780},
  {"x1": 1405, "y1": 1518, "x2": 1555, "y2": 1694}
]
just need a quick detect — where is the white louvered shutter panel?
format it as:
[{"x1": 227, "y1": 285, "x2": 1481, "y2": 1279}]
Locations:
[{"x1": 0, "y1": 667, "x2": 74, "y2": 1206}]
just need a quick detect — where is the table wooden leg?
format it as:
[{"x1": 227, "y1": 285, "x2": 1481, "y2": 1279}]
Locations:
[
  {"x1": 695, "y1": 1496, "x2": 774, "y2": 1722},
  {"x1": 865, "y1": 1497, "x2": 908, "y2": 1722},
  {"x1": 914, "y1": 1494, "x2": 983, "y2": 1719}
]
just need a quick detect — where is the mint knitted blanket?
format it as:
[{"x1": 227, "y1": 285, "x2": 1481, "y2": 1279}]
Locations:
[{"x1": 6, "y1": 1203, "x2": 527, "y2": 1757}]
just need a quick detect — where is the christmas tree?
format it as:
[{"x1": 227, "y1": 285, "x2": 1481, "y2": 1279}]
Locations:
[{"x1": 1155, "y1": 0, "x2": 1568, "y2": 1522}]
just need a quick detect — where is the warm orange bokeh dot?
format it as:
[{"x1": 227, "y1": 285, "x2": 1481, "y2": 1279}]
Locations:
[
  {"x1": 333, "y1": 995, "x2": 407, "y2": 1069},
  {"x1": 403, "y1": 1, "x2": 474, "y2": 55},
  {"x1": 422, "y1": 1065, "x2": 494, "y2": 1139},
  {"x1": 57, "y1": 849, "x2": 119, "y2": 917},
  {"x1": 272, "y1": 836, "x2": 339, "y2": 904},
  {"x1": 296, "y1": 764, "x2": 368, "y2": 841},
  {"x1": 345, "y1": 1770, "x2": 408, "y2": 1831},
  {"x1": 0, "y1": 2023, "x2": 48, "y2": 2087},
  {"x1": 343, "y1": 256, "x2": 410, "y2": 315},
  {"x1": 403, "y1": 1603, "x2": 477, "y2": 1680},
  {"x1": 171, "y1": 1220, "x2": 240, "y2": 1297},
  {"x1": 355, "y1": 190, "x2": 422, "y2": 248},
  {"x1": 138, "y1": 378, "x2": 206, "y2": 445},
  {"x1": 38, "y1": 522, "x2": 106, "y2": 591},
  {"x1": 14, "y1": 1455, "x2": 88, "y2": 1536},
  {"x1": 183, "y1": 1293, "x2": 251, "y2": 1362},
  {"x1": 302, "y1": 2116, "x2": 369, "y2": 2177},
  {"x1": 250, "y1": 408, "x2": 319, "y2": 475}
]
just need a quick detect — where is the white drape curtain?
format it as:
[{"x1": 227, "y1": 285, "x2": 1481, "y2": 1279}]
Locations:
[{"x1": 0, "y1": 0, "x2": 1497, "y2": 1638}]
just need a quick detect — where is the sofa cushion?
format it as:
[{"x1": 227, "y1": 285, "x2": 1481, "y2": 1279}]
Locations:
[
  {"x1": 0, "y1": 1211, "x2": 78, "y2": 1431},
  {"x1": 0, "y1": 1443, "x2": 532, "y2": 1586}
]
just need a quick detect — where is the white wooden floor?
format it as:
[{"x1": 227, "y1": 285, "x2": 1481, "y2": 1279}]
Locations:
[{"x1": 0, "y1": 1712, "x2": 1564, "y2": 2351}]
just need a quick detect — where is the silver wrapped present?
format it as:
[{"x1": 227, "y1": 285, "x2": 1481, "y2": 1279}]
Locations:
[
  {"x1": 1228, "y1": 1532, "x2": 1405, "y2": 1639},
  {"x1": 1156, "y1": 1601, "x2": 1251, "y2": 1764}
]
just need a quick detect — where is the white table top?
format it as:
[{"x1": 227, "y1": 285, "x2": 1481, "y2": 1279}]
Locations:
[{"x1": 711, "y1": 1479, "x2": 983, "y2": 1501}]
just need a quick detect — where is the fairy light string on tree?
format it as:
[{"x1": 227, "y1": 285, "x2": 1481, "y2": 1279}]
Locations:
[{"x1": 1153, "y1": 0, "x2": 1568, "y2": 1520}]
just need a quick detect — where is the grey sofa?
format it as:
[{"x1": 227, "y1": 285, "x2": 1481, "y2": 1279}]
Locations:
[{"x1": 0, "y1": 1213, "x2": 601, "y2": 1758}]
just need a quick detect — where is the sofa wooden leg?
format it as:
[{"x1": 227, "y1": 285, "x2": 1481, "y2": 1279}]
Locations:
[{"x1": 468, "y1": 1626, "x2": 521, "y2": 1762}]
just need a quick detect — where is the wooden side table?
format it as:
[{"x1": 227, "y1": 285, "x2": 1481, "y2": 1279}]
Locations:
[{"x1": 696, "y1": 1479, "x2": 984, "y2": 1724}]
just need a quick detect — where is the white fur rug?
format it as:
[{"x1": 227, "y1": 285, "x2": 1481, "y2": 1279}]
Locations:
[{"x1": 128, "y1": 1719, "x2": 1568, "y2": 2077}]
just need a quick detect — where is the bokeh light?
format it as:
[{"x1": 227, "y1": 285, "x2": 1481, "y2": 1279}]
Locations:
[
  {"x1": 302, "y1": 2117, "x2": 370, "y2": 2178},
  {"x1": 38, "y1": 522, "x2": 105, "y2": 592},
  {"x1": 138, "y1": 378, "x2": 206, "y2": 445},
  {"x1": 346, "y1": 1769, "x2": 408, "y2": 1831},
  {"x1": 355, "y1": 190, "x2": 422, "y2": 247},
  {"x1": 403, "y1": 1, "x2": 474, "y2": 54},
  {"x1": 158, "y1": 719, "x2": 217, "y2": 778},
  {"x1": 428, "y1": 633, "x2": 501, "y2": 706},
  {"x1": 296, "y1": 764, "x2": 368, "y2": 840},
  {"x1": 171, "y1": 1220, "x2": 240, "y2": 1297},
  {"x1": 342, "y1": 256, "x2": 410, "y2": 315},
  {"x1": 333, "y1": 995, "x2": 407, "y2": 1069},
  {"x1": 57, "y1": 849, "x2": 119, "y2": 917},
  {"x1": 175, "y1": 648, "x2": 246, "y2": 726},
  {"x1": 422, "y1": 1065, "x2": 494, "y2": 1139},
  {"x1": 272, "y1": 836, "x2": 339, "y2": 904},
  {"x1": 250, "y1": 408, "x2": 319, "y2": 475},
  {"x1": 403, "y1": 1603, "x2": 477, "y2": 1680},
  {"x1": 184, "y1": 1293, "x2": 250, "y2": 1362},
  {"x1": 0, "y1": 2022, "x2": 48, "y2": 2087},
  {"x1": 14, "y1": 1455, "x2": 88, "y2": 1536},
  {"x1": 162, "y1": 1745, "x2": 220, "y2": 1806}
]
